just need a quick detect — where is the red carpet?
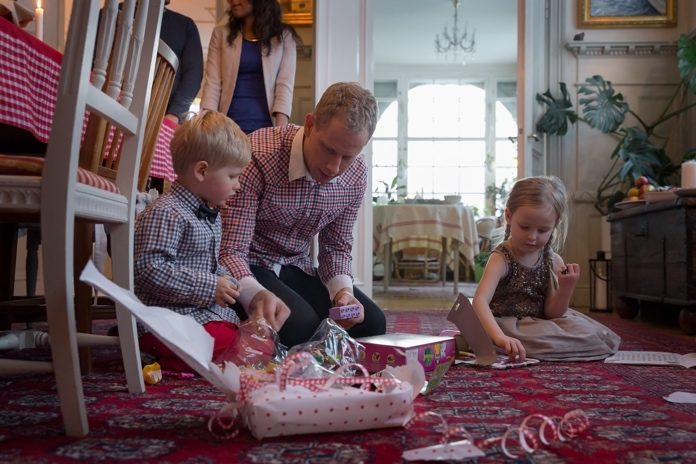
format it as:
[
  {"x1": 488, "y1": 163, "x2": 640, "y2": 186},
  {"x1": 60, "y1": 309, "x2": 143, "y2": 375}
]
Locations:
[{"x1": 1, "y1": 310, "x2": 696, "y2": 462}]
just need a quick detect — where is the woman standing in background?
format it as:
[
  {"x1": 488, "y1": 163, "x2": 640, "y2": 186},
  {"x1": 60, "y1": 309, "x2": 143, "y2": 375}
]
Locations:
[{"x1": 201, "y1": 0, "x2": 299, "y2": 134}]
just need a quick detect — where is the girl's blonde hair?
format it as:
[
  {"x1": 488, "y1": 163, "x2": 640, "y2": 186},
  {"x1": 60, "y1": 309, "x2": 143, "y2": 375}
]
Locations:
[
  {"x1": 170, "y1": 110, "x2": 251, "y2": 175},
  {"x1": 504, "y1": 176, "x2": 569, "y2": 289}
]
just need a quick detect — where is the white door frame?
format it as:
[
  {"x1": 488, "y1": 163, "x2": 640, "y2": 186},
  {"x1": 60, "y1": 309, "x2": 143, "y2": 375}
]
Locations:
[{"x1": 314, "y1": 0, "x2": 374, "y2": 296}]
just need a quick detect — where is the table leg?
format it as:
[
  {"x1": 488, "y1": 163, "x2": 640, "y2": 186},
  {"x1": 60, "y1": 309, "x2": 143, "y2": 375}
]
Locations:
[
  {"x1": 440, "y1": 237, "x2": 447, "y2": 287},
  {"x1": 383, "y1": 239, "x2": 392, "y2": 292},
  {"x1": 452, "y1": 239, "x2": 460, "y2": 295}
]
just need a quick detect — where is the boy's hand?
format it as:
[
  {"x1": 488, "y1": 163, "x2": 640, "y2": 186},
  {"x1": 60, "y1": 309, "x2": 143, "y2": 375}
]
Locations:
[
  {"x1": 215, "y1": 276, "x2": 240, "y2": 307},
  {"x1": 332, "y1": 289, "x2": 364, "y2": 329},
  {"x1": 493, "y1": 334, "x2": 526, "y2": 361},
  {"x1": 248, "y1": 290, "x2": 290, "y2": 332}
]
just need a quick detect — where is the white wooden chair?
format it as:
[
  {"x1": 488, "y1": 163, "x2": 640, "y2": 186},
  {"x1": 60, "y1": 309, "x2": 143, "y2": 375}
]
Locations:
[{"x1": 0, "y1": 0, "x2": 165, "y2": 437}]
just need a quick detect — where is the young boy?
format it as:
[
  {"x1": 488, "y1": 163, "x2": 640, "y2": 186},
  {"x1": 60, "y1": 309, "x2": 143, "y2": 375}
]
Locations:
[{"x1": 134, "y1": 111, "x2": 251, "y2": 372}]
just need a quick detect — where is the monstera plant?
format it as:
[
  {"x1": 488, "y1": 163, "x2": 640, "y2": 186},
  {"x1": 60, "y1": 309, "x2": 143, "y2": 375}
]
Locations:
[{"x1": 536, "y1": 34, "x2": 696, "y2": 215}]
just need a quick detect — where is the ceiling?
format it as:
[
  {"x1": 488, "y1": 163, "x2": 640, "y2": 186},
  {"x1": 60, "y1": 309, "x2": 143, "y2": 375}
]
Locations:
[
  {"x1": 168, "y1": 0, "x2": 518, "y2": 66},
  {"x1": 373, "y1": 0, "x2": 518, "y2": 66}
]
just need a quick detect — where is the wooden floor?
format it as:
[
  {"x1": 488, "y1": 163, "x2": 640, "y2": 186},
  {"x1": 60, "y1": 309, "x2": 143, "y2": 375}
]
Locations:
[{"x1": 373, "y1": 281, "x2": 476, "y2": 310}]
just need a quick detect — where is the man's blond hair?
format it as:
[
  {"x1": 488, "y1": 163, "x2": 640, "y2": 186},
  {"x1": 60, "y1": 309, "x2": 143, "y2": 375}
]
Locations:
[
  {"x1": 312, "y1": 82, "x2": 378, "y2": 138},
  {"x1": 170, "y1": 111, "x2": 251, "y2": 174}
]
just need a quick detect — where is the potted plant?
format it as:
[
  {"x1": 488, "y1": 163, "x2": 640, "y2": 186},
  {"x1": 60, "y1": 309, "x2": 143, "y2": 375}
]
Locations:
[{"x1": 535, "y1": 35, "x2": 696, "y2": 215}]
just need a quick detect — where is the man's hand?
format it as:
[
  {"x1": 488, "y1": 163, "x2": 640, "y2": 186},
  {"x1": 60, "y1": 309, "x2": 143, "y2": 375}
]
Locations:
[
  {"x1": 332, "y1": 288, "x2": 364, "y2": 329},
  {"x1": 248, "y1": 289, "x2": 291, "y2": 332},
  {"x1": 215, "y1": 276, "x2": 240, "y2": 306}
]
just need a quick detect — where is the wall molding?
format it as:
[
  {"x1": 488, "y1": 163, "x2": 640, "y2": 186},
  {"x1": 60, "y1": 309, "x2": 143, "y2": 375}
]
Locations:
[{"x1": 565, "y1": 41, "x2": 677, "y2": 57}]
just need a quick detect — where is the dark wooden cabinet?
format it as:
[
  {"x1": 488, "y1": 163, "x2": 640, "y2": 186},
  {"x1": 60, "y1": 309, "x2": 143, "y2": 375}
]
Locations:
[{"x1": 607, "y1": 197, "x2": 696, "y2": 334}]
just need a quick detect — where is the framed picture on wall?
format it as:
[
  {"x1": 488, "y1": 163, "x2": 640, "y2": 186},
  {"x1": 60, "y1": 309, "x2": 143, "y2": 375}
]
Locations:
[
  {"x1": 578, "y1": 0, "x2": 677, "y2": 28},
  {"x1": 279, "y1": 0, "x2": 313, "y2": 26}
]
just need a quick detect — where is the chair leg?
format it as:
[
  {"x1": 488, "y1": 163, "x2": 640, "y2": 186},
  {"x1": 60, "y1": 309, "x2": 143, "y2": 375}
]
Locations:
[
  {"x1": 74, "y1": 223, "x2": 94, "y2": 373},
  {"x1": 109, "y1": 223, "x2": 145, "y2": 395},
  {"x1": 452, "y1": 239, "x2": 460, "y2": 295},
  {"x1": 26, "y1": 226, "x2": 41, "y2": 297},
  {"x1": 42, "y1": 214, "x2": 89, "y2": 437},
  {"x1": 0, "y1": 224, "x2": 18, "y2": 302}
]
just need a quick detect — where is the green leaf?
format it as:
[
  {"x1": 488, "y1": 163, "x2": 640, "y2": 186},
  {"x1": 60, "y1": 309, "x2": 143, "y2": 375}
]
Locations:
[
  {"x1": 578, "y1": 75, "x2": 629, "y2": 133},
  {"x1": 616, "y1": 128, "x2": 677, "y2": 186},
  {"x1": 535, "y1": 83, "x2": 578, "y2": 135},
  {"x1": 677, "y1": 35, "x2": 696, "y2": 92}
]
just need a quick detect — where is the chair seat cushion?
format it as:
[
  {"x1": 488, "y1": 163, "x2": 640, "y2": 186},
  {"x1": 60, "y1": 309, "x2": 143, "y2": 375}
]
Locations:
[{"x1": 0, "y1": 154, "x2": 120, "y2": 193}]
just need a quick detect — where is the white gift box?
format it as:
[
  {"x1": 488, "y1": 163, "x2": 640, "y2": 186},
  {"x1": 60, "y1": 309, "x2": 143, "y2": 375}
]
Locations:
[
  {"x1": 242, "y1": 379, "x2": 415, "y2": 439},
  {"x1": 236, "y1": 352, "x2": 418, "y2": 439}
]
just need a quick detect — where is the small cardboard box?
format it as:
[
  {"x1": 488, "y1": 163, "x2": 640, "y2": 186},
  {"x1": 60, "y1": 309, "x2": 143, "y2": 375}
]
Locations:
[
  {"x1": 357, "y1": 333, "x2": 456, "y2": 373},
  {"x1": 329, "y1": 304, "x2": 361, "y2": 320}
]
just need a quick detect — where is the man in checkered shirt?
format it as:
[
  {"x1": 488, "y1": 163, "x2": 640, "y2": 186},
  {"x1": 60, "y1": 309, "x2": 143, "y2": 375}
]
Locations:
[{"x1": 221, "y1": 82, "x2": 387, "y2": 347}]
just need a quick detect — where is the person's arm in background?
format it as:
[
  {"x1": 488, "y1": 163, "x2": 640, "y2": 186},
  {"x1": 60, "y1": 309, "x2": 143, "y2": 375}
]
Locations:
[
  {"x1": 163, "y1": 15, "x2": 203, "y2": 122},
  {"x1": 271, "y1": 28, "x2": 297, "y2": 126}
]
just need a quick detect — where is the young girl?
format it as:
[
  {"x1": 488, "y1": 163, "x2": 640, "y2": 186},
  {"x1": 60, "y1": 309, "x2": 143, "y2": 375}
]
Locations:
[{"x1": 472, "y1": 176, "x2": 621, "y2": 361}]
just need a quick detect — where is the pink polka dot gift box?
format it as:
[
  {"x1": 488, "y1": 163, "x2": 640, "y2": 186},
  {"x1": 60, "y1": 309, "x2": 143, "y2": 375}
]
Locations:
[{"x1": 229, "y1": 352, "x2": 422, "y2": 440}]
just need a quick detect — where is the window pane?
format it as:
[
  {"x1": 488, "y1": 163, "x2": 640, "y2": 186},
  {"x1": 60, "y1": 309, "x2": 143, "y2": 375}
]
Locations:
[
  {"x1": 497, "y1": 81, "x2": 516, "y2": 98},
  {"x1": 373, "y1": 140, "x2": 398, "y2": 166},
  {"x1": 375, "y1": 81, "x2": 397, "y2": 99},
  {"x1": 374, "y1": 100, "x2": 398, "y2": 138},
  {"x1": 407, "y1": 166, "x2": 435, "y2": 195},
  {"x1": 408, "y1": 83, "x2": 486, "y2": 138},
  {"x1": 408, "y1": 141, "x2": 485, "y2": 167},
  {"x1": 495, "y1": 140, "x2": 517, "y2": 167},
  {"x1": 372, "y1": 167, "x2": 397, "y2": 196},
  {"x1": 496, "y1": 81, "x2": 517, "y2": 139}
]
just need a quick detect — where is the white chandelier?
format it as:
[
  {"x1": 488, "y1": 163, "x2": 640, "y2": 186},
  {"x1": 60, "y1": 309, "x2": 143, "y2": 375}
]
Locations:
[{"x1": 435, "y1": 0, "x2": 476, "y2": 63}]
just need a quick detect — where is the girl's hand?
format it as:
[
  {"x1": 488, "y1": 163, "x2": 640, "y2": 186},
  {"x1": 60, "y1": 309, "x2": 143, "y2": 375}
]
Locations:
[
  {"x1": 215, "y1": 276, "x2": 240, "y2": 306},
  {"x1": 493, "y1": 334, "x2": 526, "y2": 361},
  {"x1": 558, "y1": 263, "x2": 581, "y2": 290}
]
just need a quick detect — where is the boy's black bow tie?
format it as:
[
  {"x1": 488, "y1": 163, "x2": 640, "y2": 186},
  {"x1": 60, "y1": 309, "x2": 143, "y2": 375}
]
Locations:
[{"x1": 196, "y1": 204, "x2": 219, "y2": 223}]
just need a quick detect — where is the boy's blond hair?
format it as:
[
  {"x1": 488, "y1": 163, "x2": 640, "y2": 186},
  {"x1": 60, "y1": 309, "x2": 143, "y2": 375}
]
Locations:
[{"x1": 170, "y1": 111, "x2": 251, "y2": 174}]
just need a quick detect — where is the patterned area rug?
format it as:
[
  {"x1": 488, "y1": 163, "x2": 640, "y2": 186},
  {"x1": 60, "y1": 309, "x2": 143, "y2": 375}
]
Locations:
[{"x1": 1, "y1": 311, "x2": 696, "y2": 463}]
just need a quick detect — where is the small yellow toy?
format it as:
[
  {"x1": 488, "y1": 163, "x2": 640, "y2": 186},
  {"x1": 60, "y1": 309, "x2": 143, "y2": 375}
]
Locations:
[{"x1": 143, "y1": 362, "x2": 162, "y2": 385}]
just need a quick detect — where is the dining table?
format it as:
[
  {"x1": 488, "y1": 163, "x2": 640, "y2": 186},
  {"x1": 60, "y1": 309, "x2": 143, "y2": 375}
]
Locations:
[
  {"x1": 373, "y1": 202, "x2": 479, "y2": 294},
  {"x1": 0, "y1": 16, "x2": 177, "y2": 182}
]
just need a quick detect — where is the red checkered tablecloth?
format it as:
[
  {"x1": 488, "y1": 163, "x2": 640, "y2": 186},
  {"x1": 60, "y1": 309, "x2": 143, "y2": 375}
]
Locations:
[
  {"x1": 0, "y1": 17, "x2": 177, "y2": 182},
  {"x1": 149, "y1": 116, "x2": 176, "y2": 181}
]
